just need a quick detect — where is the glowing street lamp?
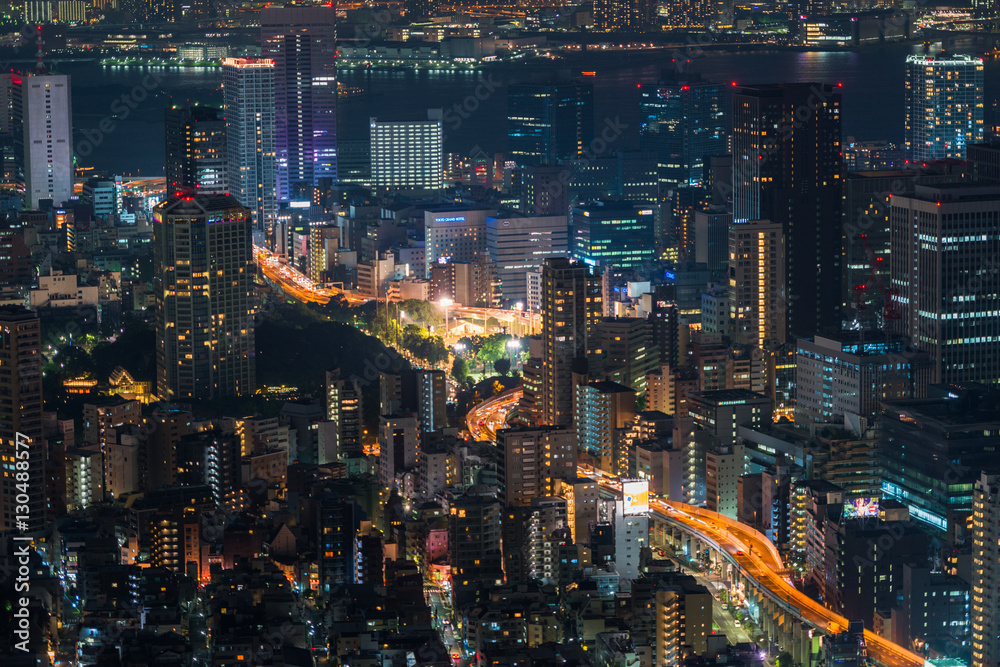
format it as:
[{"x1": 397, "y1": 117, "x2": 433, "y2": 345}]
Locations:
[
  {"x1": 439, "y1": 297, "x2": 453, "y2": 337},
  {"x1": 506, "y1": 337, "x2": 520, "y2": 364}
]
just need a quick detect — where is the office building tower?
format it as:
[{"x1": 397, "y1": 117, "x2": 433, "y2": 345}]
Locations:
[
  {"x1": 507, "y1": 82, "x2": 594, "y2": 167},
  {"x1": 498, "y1": 426, "x2": 577, "y2": 506},
  {"x1": 594, "y1": 0, "x2": 656, "y2": 31},
  {"x1": 521, "y1": 164, "x2": 570, "y2": 216},
  {"x1": 732, "y1": 83, "x2": 842, "y2": 338},
  {"x1": 325, "y1": 369, "x2": 364, "y2": 460},
  {"x1": 81, "y1": 175, "x2": 121, "y2": 221},
  {"x1": 571, "y1": 200, "x2": 655, "y2": 270},
  {"x1": 487, "y1": 213, "x2": 568, "y2": 305},
  {"x1": 261, "y1": 6, "x2": 338, "y2": 197},
  {"x1": 538, "y1": 258, "x2": 603, "y2": 427},
  {"x1": 0, "y1": 306, "x2": 43, "y2": 533},
  {"x1": 889, "y1": 182, "x2": 1000, "y2": 384},
  {"x1": 972, "y1": 472, "x2": 1000, "y2": 667},
  {"x1": 694, "y1": 209, "x2": 730, "y2": 274},
  {"x1": 377, "y1": 414, "x2": 420, "y2": 488},
  {"x1": 222, "y1": 57, "x2": 277, "y2": 234},
  {"x1": 728, "y1": 219, "x2": 786, "y2": 348},
  {"x1": 370, "y1": 111, "x2": 443, "y2": 191},
  {"x1": 795, "y1": 334, "x2": 930, "y2": 426},
  {"x1": 880, "y1": 384, "x2": 1000, "y2": 533},
  {"x1": 13, "y1": 72, "x2": 72, "y2": 209},
  {"x1": 842, "y1": 170, "x2": 916, "y2": 330},
  {"x1": 153, "y1": 194, "x2": 255, "y2": 401},
  {"x1": 639, "y1": 73, "x2": 727, "y2": 187},
  {"x1": 379, "y1": 369, "x2": 447, "y2": 434},
  {"x1": 318, "y1": 487, "x2": 359, "y2": 592},
  {"x1": 450, "y1": 488, "x2": 503, "y2": 607},
  {"x1": 309, "y1": 225, "x2": 340, "y2": 283},
  {"x1": 165, "y1": 105, "x2": 227, "y2": 196},
  {"x1": 176, "y1": 431, "x2": 242, "y2": 511},
  {"x1": 575, "y1": 381, "x2": 636, "y2": 475},
  {"x1": 423, "y1": 208, "x2": 489, "y2": 277},
  {"x1": 904, "y1": 55, "x2": 984, "y2": 163},
  {"x1": 598, "y1": 317, "x2": 658, "y2": 392}
]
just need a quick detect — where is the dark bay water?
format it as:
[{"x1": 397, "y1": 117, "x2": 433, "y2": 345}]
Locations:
[{"x1": 29, "y1": 38, "x2": 995, "y2": 176}]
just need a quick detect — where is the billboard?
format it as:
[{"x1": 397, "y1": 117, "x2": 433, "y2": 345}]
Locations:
[
  {"x1": 844, "y1": 497, "x2": 879, "y2": 519},
  {"x1": 622, "y1": 479, "x2": 650, "y2": 515}
]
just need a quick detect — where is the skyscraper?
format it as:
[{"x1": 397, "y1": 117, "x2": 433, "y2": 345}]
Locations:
[
  {"x1": 538, "y1": 258, "x2": 603, "y2": 427},
  {"x1": 0, "y1": 306, "x2": 44, "y2": 534},
  {"x1": 972, "y1": 472, "x2": 1000, "y2": 667},
  {"x1": 165, "y1": 104, "x2": 227, "y2": 195},
  {"x1": 370, "y1": 111, "x2": 443, "y2": 192},
  {"x1": 638, "y1": 73, "x2": 728, "y2": 187},
  {"x1": 154, "y1": 194, "x2": 256, "y2": 401},
  {"x1": 13, "y1": 72, "x2": 73, "y2": 209},
  {"x1": 732, "y1": 83, "x2": 843, "y2": 338},
  {"x1": 571, "y1": 200, "x2": 656, "y2": 270},
  {"x1": 325, "y1": 369, "x2": 364, "y2": 461},
  {"x1": 507, "y1": 82, "x2": 594, "y2": 167},
  {"x1": 889, "y1": 182, "x2": 1000, "y2": 384},
  {"x1": 222, "y1": 57, "x2": 277, "y2": 236},
  {"x1": 728, "y1": 219, "x2": 785, "y2": 348},
  {"x1": 261, "y1": 5, "x2": 338, "y2": 198},
  {"x1": 904, "y1": 55, "x2": 984, "y2": 163}
]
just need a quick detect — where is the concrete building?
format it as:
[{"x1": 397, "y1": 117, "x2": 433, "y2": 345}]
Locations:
[
  {"x1": 15, "y1": 72, "x2": 73, "y2": 209},
  {"x1": 486, "y1": 213, "x2": 568, "y2": 305},
  {"x1": 153, "y1": 195, "x2": 256, "y2": 401},
  {"x1": 371, "y1": 111, "x2": 443, "y2": 192},
  {"x1": 972, "y1": 472, "x2": 1000, "y2": 667}
]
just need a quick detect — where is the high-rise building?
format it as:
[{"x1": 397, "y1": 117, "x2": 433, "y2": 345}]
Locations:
[
  {"x1": 889, "y1": 182, "x2": 1000, "y2": 384},
  {"x1": 261, "y1": 6, "x2": 338, "y2": 197},
  {"x1": 379, "y1": 369, "x2": 447, "y2": 434},
  {"x1": 325, "y1": 369, "x2": 364, "y2": 461},
  {"x1": 153, "y1": 194, "x2": 256, "y2": 401},
  {"x1": 538, "y1": 258, "x2": 603, "y2": 427},
  {"x1": 450, "y1": 488, "x2": 503, "y2": 607},
  {"x1": 655, "y1": 583, "x2": 713, "y2": 665},
  {"x1": 498, "y1": 426, "x2": 577, "y2": 506},
  {"x1": 165, "y1": 104, "x2": 227, "y2": 195},
  {"x1": 81, "y1": 175, "x2": 122, "y2": 221},
  {"x1": 598, "y1": 317, "x2": 658, "y2": 392},
  {"x1": 371, "y1": 111, "x2": 443, "y2": 192},
  {"x1": 880, "y1": 384, "x2": 1000, "y2": 533},
  {"x1": 593, "y1": 0, "x2": 656, "y2": 31},
  {"x1": 571, "y1": 200, "x2": 656, "y2": 270},
  {"x1": 904, "y1": 55, "x2": 984, "y2": 163},
  {"x1": 423, "y1": 208, "x2": 490, "y2": 277},
  {"x1": 507, "y1": 82, "x2": 593, "y2": 167},
  {"x1": 732, "y1": 83, "x2": 843, "y2": 338},
  {"x1": 638, "y1": 73, "x2": 727, "y2": 187},
  {"x1": 728, "y1": 219, "x2": 786, "y2": 348},
  {"x1": 795, "y1": 334, "x2": 930, "y2": 426},
  {"x1": 972, "y1": 472, "x2": 1000, "y2": 667},
  {"x1": 486, "y1": 213, "x2": 568, "y2": 306},
  {"x1": 575, "y1": 380, "x2": 636, "y2": 475},
  {"x1": 13, "y1": 72, "x2": 73, "y2": 209},
  {"x1": 222, "y1": 57, "x2": 277, "y2": 235},
  {"x1": 0, "y1": 306, "x2": 44, "y2": 533}
]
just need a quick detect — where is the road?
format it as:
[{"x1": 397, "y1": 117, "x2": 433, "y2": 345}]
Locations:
[
  {"x1": 465, "y1": 388, "x2": 522, "y2": 440},
  {"x1": 254, "y1": 245, "x2": 369, "y2": 305},
  {"x1": 583, "y1": 467, "x2": 923, "y2": 667},
  {"x1": 427, "y1": 585, "x2": 467, "y2": 666}
]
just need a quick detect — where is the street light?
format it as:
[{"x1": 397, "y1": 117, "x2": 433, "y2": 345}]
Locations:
[
  {"x1": 439, "y1": 297, "x2": 453, "y2": 338},
  {"x1": 506, "y1": 337, "x2": 520, "y2": 365}
]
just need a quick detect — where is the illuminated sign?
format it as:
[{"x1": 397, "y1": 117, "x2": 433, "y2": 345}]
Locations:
[
  {"x1": 622, "y1": 479, "x2": 649, "y2": 515},
  {"x1": 289, "y1": 201, "x2": 310, "y2": 209},
  {"x1": 638, "y1": 209, "x2": 653, "y2": 215},
  {"x1": 436, "y1": 216, "x2": 466, "y2": 223},
  {"x1": 844, "y1": 497, "x2": 879, "y2": 519}
]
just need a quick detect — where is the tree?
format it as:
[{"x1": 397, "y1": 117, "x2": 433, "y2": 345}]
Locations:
[
  {"x1": 493, "y1": 358, "x2": 511, "y2": 376},
  {"x1": 476, "y1": 333, "x2": 510, "y2": 366},
  {"x1": 400, "y1": 299, "x2": 443, "y2": 327},
  {"x1": 451, "y1": 356, "x2": 469, "y2": 384}
]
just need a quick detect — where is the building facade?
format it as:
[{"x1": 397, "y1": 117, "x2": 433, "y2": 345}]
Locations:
[{"x1": 904, "y1": 55, "x2": 984, "y2": 162}]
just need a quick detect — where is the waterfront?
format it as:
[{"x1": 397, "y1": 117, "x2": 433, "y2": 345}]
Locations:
[{"x1": 14, "y1": 38, "x2": 992, "y2": 176}]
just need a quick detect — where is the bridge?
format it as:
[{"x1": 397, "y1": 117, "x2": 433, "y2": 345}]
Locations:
[{"x1": 583, "y1": 467, "x2": 924, "y2": 667}]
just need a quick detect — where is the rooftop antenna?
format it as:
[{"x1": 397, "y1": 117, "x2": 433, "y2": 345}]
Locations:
[{"x1": 34, "y1": 25, "x2": 47, "y2": 74}]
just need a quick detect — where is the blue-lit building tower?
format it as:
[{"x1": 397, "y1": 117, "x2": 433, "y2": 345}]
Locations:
[
  {"x1": 904, "y1": 54, "x2": 984, "y2": 163},
  {"x1": 571, "y1": 199, "x2": 655, "y2": 270},
  {"x1": 507, "y1": 81, "x2": 594, "y2": 167},
  {"x1": 638, "y1": 73, "x2": 728, "y2": 188},
  {"x1": 262, "y1": 5, "x2": 339, "y2": 198}
]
